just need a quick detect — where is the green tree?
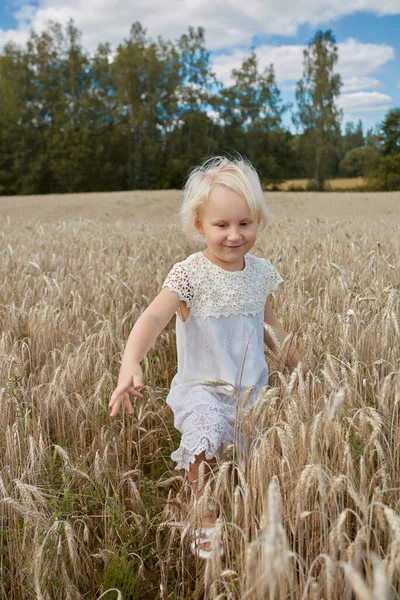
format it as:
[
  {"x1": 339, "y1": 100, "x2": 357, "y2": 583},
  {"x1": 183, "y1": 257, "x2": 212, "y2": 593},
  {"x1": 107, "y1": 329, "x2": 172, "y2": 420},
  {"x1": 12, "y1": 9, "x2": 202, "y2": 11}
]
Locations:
[
  {"x1": 162, "y1": 112, "x2": 220, "y2": 188},
  {"x1": 368, "y1": 108, "x2": 400, "y2": 190},
  {"x1": 365, "y1": 125, "x2": 381, "y2": 151},
  {"x1": 338, "y1": 146, "x2": 380, "y2": 177},
  {"x1": 112, "y1": 23, "x2": 166, "y2": 188},
  {"x1": 160, "y1": 27, "x2": 220, "y2": 188},
  {"x1": 86, "y1": 42, "x2": 123, "y2": 191},
  {"x1": 379, "y1": 107, "x2": 400, "y2": 155},
  {"x1": 155, "y1": 37, "x2": 181, "y2": 136},
  {"x1": 334, "y1": 119, "x2": 364, "y2": 175},
  {"x1": 218, "y1": 51, "x2": 291, "y2": 182},
  {"x1": 46, "y1": 21, "x2": 94, "y2": 192},
  {"x1": 24, "y1": 22, "x2": 72, "y2": 192},
  {"x1": 0, "y1": 42, "x2": 30, "y2": 194},
  {"x1": 219, "y1": 52, "x2": 286, "y2": 129},
  {"x1": 176, "y1": 26, "x2": 217, "y2": 114},
  {"x1": 19, "y1": 20, "x2": 94, "y2": 193},
  {"x1": 341, "y1": 120, "x2": 364, "y2": 154},
  {"x1": 294, "y1": 30, "x2": 342, "y2": 190},
  {"x1": 371, "y1": 155, "x2": 400, "y2": 190}
]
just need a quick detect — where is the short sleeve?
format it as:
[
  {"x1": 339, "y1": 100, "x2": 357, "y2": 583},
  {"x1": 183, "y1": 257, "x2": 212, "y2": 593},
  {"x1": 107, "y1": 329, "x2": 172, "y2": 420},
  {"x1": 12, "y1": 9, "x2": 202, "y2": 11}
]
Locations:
[
  {"x1": 265, "y1": 260, "x2": 284, "y2": 294},
  {"x1": 162, "y1": 263, "x2": 194, "y2": 307}
]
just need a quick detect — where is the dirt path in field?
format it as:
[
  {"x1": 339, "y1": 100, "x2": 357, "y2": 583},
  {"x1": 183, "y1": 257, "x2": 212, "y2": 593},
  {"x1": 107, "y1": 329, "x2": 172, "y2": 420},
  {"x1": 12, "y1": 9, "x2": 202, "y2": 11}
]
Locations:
[{"x1": 1, "y1": 189, "x2": 400, "y2": 223}]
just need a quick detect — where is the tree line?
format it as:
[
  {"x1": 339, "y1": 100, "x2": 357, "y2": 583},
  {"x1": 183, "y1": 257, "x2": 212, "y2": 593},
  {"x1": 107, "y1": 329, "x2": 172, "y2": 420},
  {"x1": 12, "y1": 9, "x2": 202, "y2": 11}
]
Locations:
[{"x1": 0, "y1": 20, "x2": 399, "y2": 195}]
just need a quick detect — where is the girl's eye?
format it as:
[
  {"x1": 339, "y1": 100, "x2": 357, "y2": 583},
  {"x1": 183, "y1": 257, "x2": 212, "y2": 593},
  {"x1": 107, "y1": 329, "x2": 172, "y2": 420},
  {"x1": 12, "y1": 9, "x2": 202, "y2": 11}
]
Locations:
[{"x1": 216, "y1": 223, "x2": 250, "y2": 228}]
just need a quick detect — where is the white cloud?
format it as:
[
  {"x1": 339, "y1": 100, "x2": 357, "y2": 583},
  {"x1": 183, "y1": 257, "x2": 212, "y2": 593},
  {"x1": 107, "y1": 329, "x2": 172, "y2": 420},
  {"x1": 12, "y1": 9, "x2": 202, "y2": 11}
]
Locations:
[
  {"x1": 13, "y1": 4, "x2": 37, "y2": 23},
  {"x1": 338, "y1": 91, "x2": 393, "y2": 113},
  {"x1": 0, "y1": 29, "x2": 29, "y2": 47},
  {"x1": 1, "y1": 0, "x2": 400, "y2": 51},
  {"x1": 342, "y1": 77, "x2": 381, "y2": 93},
  {"x1": 212, "y1": 39, "x2": 394, "y2": 93},
  {"x1": 213, "y1": 46, "x2": 303, "y2": 86},
  {"x1": 338, "y1": 38, "x2": 394, "y2": 78}
]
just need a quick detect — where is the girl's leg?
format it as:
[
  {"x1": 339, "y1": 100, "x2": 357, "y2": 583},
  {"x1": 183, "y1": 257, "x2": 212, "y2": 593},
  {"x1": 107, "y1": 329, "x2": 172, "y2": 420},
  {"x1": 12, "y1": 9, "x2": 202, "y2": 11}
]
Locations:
[
  {"x1": 187, "y1": 450, "x2": 216, "y2": 499},
  {"x1": 188, "y1": 451, "x2": 217, "y2": 552}
]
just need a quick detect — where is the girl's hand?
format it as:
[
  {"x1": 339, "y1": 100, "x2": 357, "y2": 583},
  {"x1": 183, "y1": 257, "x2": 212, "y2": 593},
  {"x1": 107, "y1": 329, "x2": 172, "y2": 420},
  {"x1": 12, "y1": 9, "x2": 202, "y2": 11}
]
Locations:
[{"x1": 109, "y1": 364, "x2": 144, "y2": 418}]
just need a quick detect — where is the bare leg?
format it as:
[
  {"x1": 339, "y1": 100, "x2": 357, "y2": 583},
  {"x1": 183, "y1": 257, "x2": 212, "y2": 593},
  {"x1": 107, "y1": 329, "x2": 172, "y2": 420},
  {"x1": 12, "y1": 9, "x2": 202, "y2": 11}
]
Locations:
[
  {"x1": 188, "y1": 450, "x2": 216, "y2": 498},
  {"x1": 188, "y1": 451, "x2": 217, "y2": 552}
]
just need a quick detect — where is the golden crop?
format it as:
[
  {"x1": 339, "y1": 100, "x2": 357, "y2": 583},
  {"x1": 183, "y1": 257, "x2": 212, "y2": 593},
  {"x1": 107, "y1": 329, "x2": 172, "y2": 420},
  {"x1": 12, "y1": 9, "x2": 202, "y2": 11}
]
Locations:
[{"x1": 0, "y1": 191, "x2": 399, "y2": 599}]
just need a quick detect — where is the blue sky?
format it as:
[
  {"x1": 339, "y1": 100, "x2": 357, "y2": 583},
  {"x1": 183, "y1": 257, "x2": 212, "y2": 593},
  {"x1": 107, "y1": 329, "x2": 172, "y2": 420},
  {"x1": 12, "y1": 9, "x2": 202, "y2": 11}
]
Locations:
[
  {"x1": 272, "y1": 13, "x2": 400, "y2": 127},
  {"x1": 1, "y1": 1, "x2": 399, "y2": 133}
]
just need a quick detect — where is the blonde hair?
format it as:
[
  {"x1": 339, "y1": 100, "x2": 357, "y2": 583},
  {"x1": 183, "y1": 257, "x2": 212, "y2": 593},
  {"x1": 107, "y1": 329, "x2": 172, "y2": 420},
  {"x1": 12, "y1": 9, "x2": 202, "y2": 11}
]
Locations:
[{"x1": 181, "y1": 155, "x2": 269, "y2": 236}]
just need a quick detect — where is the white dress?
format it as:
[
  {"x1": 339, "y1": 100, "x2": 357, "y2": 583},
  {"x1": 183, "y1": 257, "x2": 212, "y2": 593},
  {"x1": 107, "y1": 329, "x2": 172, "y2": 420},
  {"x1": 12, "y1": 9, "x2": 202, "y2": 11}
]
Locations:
[{"x1": 162, "y1": 251, "x2": 283, "y2": 470}]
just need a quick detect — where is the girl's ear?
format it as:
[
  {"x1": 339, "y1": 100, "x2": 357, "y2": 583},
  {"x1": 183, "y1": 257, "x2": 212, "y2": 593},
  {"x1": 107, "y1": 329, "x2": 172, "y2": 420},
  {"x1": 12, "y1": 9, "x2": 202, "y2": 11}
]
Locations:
[{"x1": 194, "y1": 215, "x2": 204, "y2": 235}]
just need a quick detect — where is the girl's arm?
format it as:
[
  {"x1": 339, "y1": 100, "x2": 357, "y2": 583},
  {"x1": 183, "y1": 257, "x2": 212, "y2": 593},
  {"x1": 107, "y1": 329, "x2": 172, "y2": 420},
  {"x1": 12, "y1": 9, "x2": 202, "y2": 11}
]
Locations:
[
  {"x1": 263, "y1": 297, "x2": 309, "y2": 374},
  {"x1": 109, "y1": 287, "x2": 181, "y2": 417}
]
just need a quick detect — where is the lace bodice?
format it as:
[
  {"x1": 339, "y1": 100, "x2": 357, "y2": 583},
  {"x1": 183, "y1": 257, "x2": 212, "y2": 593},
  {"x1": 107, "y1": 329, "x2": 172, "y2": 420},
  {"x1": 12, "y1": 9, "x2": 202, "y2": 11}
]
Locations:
[{"x1": 163, "y1": 251, "x2": 283, "y2": 319}]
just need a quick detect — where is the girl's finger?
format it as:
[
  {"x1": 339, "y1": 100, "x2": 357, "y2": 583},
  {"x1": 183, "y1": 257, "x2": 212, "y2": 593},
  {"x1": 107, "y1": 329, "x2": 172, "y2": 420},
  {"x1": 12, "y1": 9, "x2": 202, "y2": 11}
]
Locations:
[
  {"x1": 110, "y1": 397, "x2": 121, "y2": 418},
  {"x1": 123, "y1": 396, "x2": 134, "y2": 414},
  {"x1": 132, "y1": 372, "x2": 143, "y2": 388},
  {"x1": 127, "y1": 387, "x2": 144, "y2": 398},
  {"x1": 110, "y1": 380, "x2": 132, "y2": 402},
  {"x1": 109, "y1": 392, "x2": 123, "y2": 407}
]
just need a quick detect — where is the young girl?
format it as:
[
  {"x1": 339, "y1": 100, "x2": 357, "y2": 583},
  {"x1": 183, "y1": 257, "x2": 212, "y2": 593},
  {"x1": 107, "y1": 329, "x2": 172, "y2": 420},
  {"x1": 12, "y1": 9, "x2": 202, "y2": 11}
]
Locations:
[{"x1": 109, "y1": 156, "x2": 308, "y2": 558}]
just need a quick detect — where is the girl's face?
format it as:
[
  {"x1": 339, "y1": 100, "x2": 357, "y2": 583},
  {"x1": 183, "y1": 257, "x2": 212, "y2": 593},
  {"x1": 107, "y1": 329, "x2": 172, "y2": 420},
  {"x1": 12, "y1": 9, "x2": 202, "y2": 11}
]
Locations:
[{"x1": 194, "y1": 184, "x2": 259, "y2": 271}]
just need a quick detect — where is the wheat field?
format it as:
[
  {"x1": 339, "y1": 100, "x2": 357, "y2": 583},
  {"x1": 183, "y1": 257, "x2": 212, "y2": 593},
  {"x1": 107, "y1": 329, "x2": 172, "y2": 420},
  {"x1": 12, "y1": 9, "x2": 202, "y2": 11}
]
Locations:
[
  {"x1": 1, "y1": 190, "x2": 400, "y2": 599},
  {"x1": 272, "y1": 178, "x2": 366, "y2": 191}
]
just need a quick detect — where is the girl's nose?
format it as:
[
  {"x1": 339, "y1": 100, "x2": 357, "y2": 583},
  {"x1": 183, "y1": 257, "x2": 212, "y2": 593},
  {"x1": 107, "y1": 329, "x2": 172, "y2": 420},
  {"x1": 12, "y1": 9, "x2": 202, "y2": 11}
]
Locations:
[{"x1": 227, "y1": 229, "x2": 241, "y2": 242}]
